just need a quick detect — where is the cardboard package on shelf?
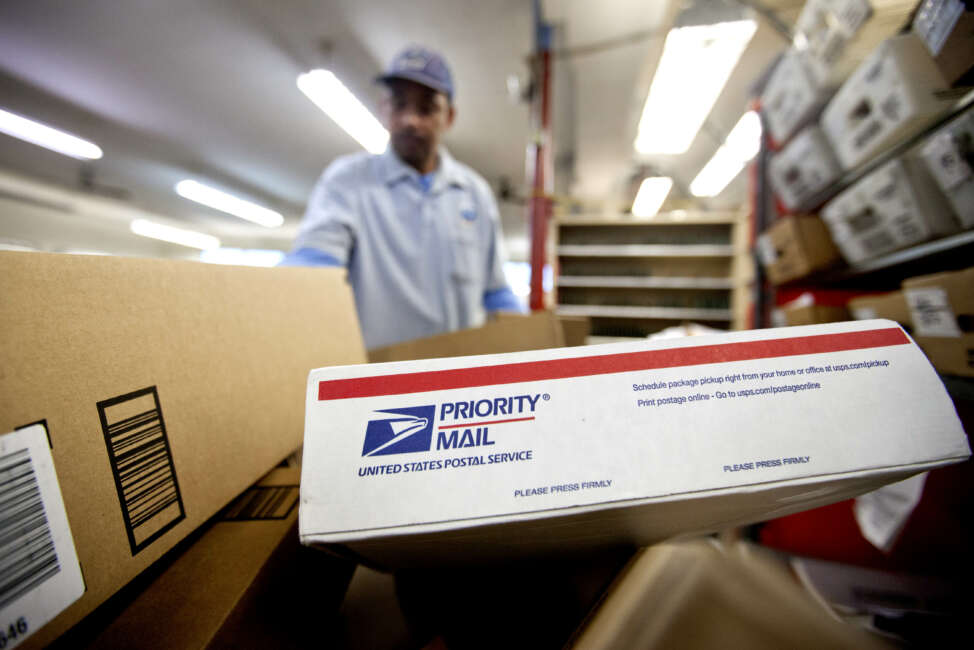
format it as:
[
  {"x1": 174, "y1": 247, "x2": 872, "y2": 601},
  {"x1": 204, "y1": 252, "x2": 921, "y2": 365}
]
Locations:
[
  {"x1": 762, "y1": 49, "x2": 835, "y2": 144},
  {"x1": 919, "y1": 106, "x2": 974, "y2": 229},
  {"x1": 782, "y1": 303, "x2": 851, "y2": 327},
  {"x1": 795, "y1": 0, "x2": 919, "y2": 86},
  {"x1": 903, "y1": 266, "x2": 974, "y2": 377},
  {"x1": 769, "y1": 126, "x2": 843, "y2": 211},
  {"x1": 820, "y1": 33, "x2": 951, "y2": 170},
  {"x1": 756, "y1": 215, "x2": 843, "y2": 285},
  {"x1": 821, "y1": 157, "x2": 958, "y2": 264},
  {"x1": 849, "y1": 291, "x2": 913, "y2": 334},
  {"x1": 913, "y1": 0, "x2": 974, "y2": 85}
]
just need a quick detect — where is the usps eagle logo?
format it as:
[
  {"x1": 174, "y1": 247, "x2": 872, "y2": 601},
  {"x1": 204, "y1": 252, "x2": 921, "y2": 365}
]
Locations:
[{"x1": 361, "y1": 405, "x2": 436, "y2": 457}]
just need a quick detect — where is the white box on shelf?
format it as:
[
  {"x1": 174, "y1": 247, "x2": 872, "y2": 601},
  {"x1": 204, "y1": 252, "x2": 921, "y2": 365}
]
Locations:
[
  {"x1": 762, "y1": 49, "x2": 835, "y2": 144},
  {"x1": 919, "y1": 107, "x2": 974, "y2": 228},
  {"x1": 769, "y1": 125, "x2": 844, "y2": 210},
  {"x1": 795, "y1": 0, "x2": 873, "y2": 83},
  {"x1": 821, "y1": 33, "x2": 951, "y2": 170},
  {"x1": 795, "y1": 0, "x2": 919, "y2": 84},
  {"x1": 299, "y1": 321, "x2": 970, "y2": 568},
  {"x1": 822, "y1": 157, "x2": 958, "y2": 263},
  {"x1": 830, "y1": 230, "x2": 898, "y2": 265}
]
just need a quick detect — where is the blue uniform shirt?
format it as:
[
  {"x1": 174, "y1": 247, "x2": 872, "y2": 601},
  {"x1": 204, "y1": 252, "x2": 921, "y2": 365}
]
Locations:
[{"x1": 282, "y1": 148, "x2": 522, "y2": 349}]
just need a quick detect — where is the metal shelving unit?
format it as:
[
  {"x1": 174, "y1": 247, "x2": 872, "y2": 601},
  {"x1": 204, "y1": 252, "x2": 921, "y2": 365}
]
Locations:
[
  {"x1": 750, "y1": 86, "x2": 974, "y2": 325},
  {"x1": 793, "y1": 89, "x2": 974, "y2": 214},
  {"x1": 816, "y1": 230, "x2": 974, "y2": 283}
]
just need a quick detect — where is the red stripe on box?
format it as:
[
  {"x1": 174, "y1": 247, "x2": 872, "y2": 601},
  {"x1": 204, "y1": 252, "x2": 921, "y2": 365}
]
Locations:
[
  {"x1": 319, "y1": 327, "x2": 909, "y2": 400},
  {"x1": 437, "y1": 416, "x2": 535, "y2": 430}
]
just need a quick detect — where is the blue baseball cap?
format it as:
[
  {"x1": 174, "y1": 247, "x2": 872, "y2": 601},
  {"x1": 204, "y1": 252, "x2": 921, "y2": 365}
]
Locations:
[{"x1": 376, "y1": 46, "x2": 454, "y2": 101}]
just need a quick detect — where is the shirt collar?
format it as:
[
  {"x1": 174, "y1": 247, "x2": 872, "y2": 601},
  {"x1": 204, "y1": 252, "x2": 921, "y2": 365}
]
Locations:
[{"x1": 380, "y1": 146, "x2": 468, "y2": 193}]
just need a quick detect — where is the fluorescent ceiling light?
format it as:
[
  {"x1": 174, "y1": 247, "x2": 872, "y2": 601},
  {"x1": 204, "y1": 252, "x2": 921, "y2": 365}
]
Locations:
[
  {"x1": 635, "y1": 20, "x2": 757, "y2": 155},
  {"x1": 297, "y1": 69, "x2": 390, "y2": 154},
  {"x1": 175, "y1": 179, "x2": 283, "y2": 228},
  {"x1": 0, "y1": 108, "x2": 103, "y2": 159},
  {"x1": 199, "y1": 248, "x2": 285, "y2": 267},
  {"x1": 632, "y1": 177, "x2": 673, "y2": 218},
  {"x1": 130, "y1": 218, "x2": 220, "y2": 250},
  {"x1": 690, "y1": 111, "x2": 762, "y2": 198}
]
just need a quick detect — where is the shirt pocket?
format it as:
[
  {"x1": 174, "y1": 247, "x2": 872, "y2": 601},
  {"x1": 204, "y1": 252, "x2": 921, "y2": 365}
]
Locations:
[{"x1": 449, "y1": 229, "x2": 481, "y2": 285}]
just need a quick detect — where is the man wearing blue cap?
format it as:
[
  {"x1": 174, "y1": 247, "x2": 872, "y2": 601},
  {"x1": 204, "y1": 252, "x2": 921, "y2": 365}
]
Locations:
[{"x1": 282, "y1": 46, "x2": 523, "y2": 349}]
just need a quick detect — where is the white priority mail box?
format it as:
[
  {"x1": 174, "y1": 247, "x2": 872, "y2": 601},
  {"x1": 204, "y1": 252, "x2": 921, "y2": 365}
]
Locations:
[
  {"x1": 300, "y1": 320, "x2": 970, "y2": 567},
  {"x1": 768, "y1": 125, "x2": 843, "y2": 210},
  {"x1": 919, "y1": 107, "x2": 974, "y2": 229},
  {"x1": 821, "y1": 156, "x2": 958, "y2": 264},
  {"x1": 820, "y1": 33, "x2": 950, "y2": 170},
  {"x1": 761, "y1": 49, "x2": 833, "y2": 144}
]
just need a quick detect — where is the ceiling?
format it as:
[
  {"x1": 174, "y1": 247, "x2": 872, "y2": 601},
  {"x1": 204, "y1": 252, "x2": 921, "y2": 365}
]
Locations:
[{"x1": 0, "y1": 0, "x2": 796, "y2": 259}]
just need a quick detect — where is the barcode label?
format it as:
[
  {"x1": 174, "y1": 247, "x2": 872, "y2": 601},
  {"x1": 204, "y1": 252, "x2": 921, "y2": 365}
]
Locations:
[
  {"x1": 97, "y1": 387, "x2": 184, "y2": 555},
  {"x1": 905, "y1": 288, "x2": 963, "y2": 338},
  {"x1": 222, "y1": 485, "x2": 299, "y2": 521},
  {"x1": 0, "y1": 425, "x2": 84, "y2": 649},
  {"x1": 0, "y1": 449, "x2": 59, "y2": 609}
]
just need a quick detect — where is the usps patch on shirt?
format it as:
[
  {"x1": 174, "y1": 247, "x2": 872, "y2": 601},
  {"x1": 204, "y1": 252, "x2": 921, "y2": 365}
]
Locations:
[{"x1": 458, "y1": 197, "x2": 478, "y2": 222}]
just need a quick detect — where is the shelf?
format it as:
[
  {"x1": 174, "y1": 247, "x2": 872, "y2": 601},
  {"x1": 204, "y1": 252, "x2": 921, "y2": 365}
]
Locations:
[
  {"x1": 558, "y1": 275, "x2": 734, "y2": 290},
  {"x1": 815, "y1": 230, "x2": 974, "y2": 282},
  {"x1": 557, "y1": 244, "x2": 735, "y2": 258},
  {"x1": 556, "y1": 305, "x2": 733, "y2": 321},
  {"x1": 558, "y1": 212, "x2": 740, "y2": 226},
  {"x1": 793, "y1": 88, "x2": 974, "y2": 213}
]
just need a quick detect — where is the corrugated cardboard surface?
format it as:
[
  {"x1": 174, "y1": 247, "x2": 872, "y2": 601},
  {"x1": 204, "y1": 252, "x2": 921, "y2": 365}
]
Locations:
[
  {"x1": 569, "y1": 541, "x2": 889, "y2": 649},
  {"x1": 762, "y1": 216, "x2": 841, "y2": 285},
  {"x1": 928, "y1": 11, "x2": 974, "y2": 85},
  {"x1": 904, "y1": 266, "x2": 974, "y2": 377},
  {"x1": 849, "y1": 292, "x2": 913, "y2": 332},
  {"x1": 367, "y1": 310, "x2": 565, "y2": 362},
  {"x1": 558, "y1": 315, "x2": 591, "y2": 347},
  {"x1": 0, "y1": 252, "x2": 365, "y2": 647},
  {"x1": 78, "y1": 466, "x2": 353, "y2": 649},
  {"x1": 783, "y1": 304, "x2": 850, "y2": 326}
]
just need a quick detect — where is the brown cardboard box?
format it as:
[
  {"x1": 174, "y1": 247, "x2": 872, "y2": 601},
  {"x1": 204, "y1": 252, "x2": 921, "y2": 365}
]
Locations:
[
  {"x1": 367, "y1": 310, "x2": 565, "y2": 362},
  {"x1": 568, "y1": 541, "x2": 887, "y2": 649},
  {"x1": 849, "y1": 292, "x2": 913, "y2": 334},
  {"x1": 757, "y1": 215, "x2": 842, "y2": 285},
  {"x1": 77, "y1": 465, "x2": 354, "y2": 649},
  {"x1": 903, "y1": 266, "x2": 974, "y2": 377},
  {"x1": 0, "y1": 252, "x2": 365, "y2": 647},
  {"x1": 782, "y1": 304, "x2": 850, "y2": 326},
  {"x1": 916, "y1": 7, "x2": 974, "y2": 86},
  {"x1": 934, "y1": 11, "x2": 974, "y2": 85},
  {"x1": 494, "y1": 312, "x2": 589, "y2": 346},
  {"x1": 558, "y1": 315, "x2": 591, "y2": 347}
]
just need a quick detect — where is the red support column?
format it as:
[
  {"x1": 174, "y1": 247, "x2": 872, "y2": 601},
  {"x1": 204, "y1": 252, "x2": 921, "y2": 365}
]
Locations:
[{"x1": 528, "y1": 48, "x2": 552, "y2": 312}]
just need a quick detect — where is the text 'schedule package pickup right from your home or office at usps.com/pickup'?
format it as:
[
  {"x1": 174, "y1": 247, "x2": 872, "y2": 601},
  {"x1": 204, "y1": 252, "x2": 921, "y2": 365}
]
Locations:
[{"x1": 299, "y1": 319, "x2": 970, "y2": 568}]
